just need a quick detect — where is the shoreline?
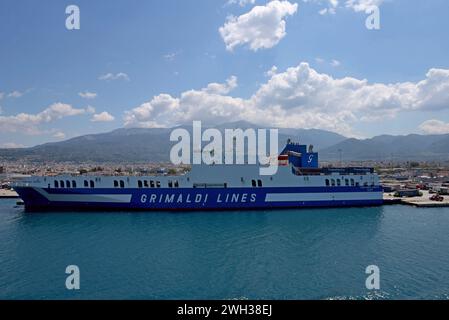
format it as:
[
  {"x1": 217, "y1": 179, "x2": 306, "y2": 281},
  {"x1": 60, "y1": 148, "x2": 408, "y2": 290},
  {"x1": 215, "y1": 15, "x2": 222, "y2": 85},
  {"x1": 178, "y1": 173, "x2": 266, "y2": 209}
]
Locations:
[
  {"x1": 0, "y1": 190, "x2": 19, "y2": 199},
  {"x1": 384, "y1": 190, "x2": 449, "y2": 208}
]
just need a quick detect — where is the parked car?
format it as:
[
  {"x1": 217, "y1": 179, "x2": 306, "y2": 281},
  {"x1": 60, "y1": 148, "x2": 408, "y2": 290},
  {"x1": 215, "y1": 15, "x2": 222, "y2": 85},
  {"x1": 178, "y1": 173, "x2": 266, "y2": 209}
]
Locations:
[{"x1": 430, "y1": 194, "x2": 444, "y2": 202}]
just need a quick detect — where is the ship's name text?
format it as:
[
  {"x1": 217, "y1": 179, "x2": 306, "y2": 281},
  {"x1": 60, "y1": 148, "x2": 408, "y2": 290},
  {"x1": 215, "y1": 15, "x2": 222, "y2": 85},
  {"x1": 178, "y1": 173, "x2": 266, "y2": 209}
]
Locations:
[{"x1": 140, "y1": 193, "x2": 257, "y2": 204}]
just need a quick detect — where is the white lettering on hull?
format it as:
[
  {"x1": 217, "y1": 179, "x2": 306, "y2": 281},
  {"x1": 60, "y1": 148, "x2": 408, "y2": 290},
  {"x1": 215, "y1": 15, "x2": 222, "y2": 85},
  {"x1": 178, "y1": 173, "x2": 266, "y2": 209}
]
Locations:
[{"x1": 140, "y1": 193, "x2": 258, "y2": 204}]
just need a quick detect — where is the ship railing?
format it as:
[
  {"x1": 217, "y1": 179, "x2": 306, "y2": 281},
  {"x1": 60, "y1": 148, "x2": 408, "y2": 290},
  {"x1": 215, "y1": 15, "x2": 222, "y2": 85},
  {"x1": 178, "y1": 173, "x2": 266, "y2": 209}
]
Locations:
[{"x1": 292, "y1": 167, "x2": 375, "y2": 176}]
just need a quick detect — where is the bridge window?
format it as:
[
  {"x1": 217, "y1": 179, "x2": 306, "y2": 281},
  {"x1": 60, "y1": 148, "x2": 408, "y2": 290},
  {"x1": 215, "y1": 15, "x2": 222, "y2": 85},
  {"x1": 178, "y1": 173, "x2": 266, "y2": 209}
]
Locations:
[
  {"x1": 54, "y1": 180, "x2": 59, "y2": 188},
  {"x1": 138, "y1": 180, "x2": 143, "y2": 188},
  {"x1": 345, "y1": 179, "x2": 349, "y2": 186},
  {"x1": 156, "y1": 181, "x2": 161, "y2": 188},
  {"x1": 114, "y1": 180, "x2": 119, "y2": 188},
  {"x1": 331, "y1": 179, "x2": 336, "y2": 187},
  {"x1": 84, "y1": 180, "x2": 88, "y2": 187},
  {"x1": 120, "y1": 180, "x2": 125, "y2": 188},
  {"x1": 337, "y1": 179, "x2": 341, "y2": 186},
  {"x1": 257, "y1": 180, "x2": 262, "y2": 187},
  {"x1": 350, "y1": 179, "x2": 355, "y2": 186},
  {"x1": 150, "y1": 180, "x2": 155, "y2": 188},
  {"x1": 355, "y1": 182, "x2": 360, "y2": 187},
  {"x1": 168, "y1": 181, "x2": 173, "y2": 188},
  {"x1": 72, "y1": 181, "x2": 77, "y2": 188},
  {"x1": 144, "y1": 180, "x2": 149, "y2": 188},
  {"x1": 60, "y1": 180, "x2": 65, "y2": 188},
  {"x1": 364, "y1": 182, "x2": 368, "y2": 187},
  {"x1": 325, "y1": 179, "x2": 330, "y2": 186},
  {"x1": 90, "y1": 180, "x2": 95, "y2": 188},
  {"x1": 251, "y1": 180, "x2": 256, "y2": 187},
  {"x1": 174, "y1": 181, "x2": 179, "y2": 188},
  {"x1": 66, "y1": 180, "x2": 71, "y2": 188}
]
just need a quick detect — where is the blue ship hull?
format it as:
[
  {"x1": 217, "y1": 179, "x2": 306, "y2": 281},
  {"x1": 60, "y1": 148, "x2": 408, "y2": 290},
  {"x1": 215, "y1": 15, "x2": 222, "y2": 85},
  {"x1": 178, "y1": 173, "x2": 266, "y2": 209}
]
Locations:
[{"x1": 14, "y1": 186, "x2": 384, "y2": 212}]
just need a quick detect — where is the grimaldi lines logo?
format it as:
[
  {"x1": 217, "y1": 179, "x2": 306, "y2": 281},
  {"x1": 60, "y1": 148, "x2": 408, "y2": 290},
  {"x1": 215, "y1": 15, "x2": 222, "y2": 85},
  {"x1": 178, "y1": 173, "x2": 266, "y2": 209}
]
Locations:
[
  {"x1": 139, "y1": 191, "x2": 258, "y2": 206},
  {"x1": 169, "y1": 121, "x2": 279, "y2": 176}
]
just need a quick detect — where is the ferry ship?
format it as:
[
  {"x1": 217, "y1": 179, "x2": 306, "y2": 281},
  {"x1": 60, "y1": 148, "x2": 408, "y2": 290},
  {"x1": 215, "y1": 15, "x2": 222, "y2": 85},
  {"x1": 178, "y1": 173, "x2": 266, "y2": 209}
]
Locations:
[{"x1": 13, "y1": 141, "x2": 383, "y2": 211}]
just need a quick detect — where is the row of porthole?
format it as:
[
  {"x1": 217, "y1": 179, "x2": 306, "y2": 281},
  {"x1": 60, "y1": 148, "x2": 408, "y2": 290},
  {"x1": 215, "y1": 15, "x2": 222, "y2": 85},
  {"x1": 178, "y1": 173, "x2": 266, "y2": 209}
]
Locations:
[
  {"x1": 251, "y1": 179, "x2": 263, "y2": 187},
  {"x1": 53, "y1": 180, "x2": 95, "y2": 188},
  {"x1": 114, "y1": 180, "x2": 126, "y2": 188},
  {"x1": 137, "y1": 180, "x2": 179, "y2": 188},
  {"x1": 325, "y1": 178, "x2": 374, "y2": 187},
  {"x1": 137, "y1": 180, "x2": 163, "y2": 188},
  {"x1": 52, "y1": 179, "x2": 173, "y2": 189},
  {"x1": 114, "y1": 180, "x2": 162, "y2": 188}
]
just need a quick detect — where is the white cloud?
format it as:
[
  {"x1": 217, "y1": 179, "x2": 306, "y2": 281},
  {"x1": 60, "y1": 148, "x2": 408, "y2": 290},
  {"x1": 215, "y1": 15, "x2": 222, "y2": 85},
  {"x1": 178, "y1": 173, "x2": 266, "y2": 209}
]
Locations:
[
  {"x1": 98, "y1": 72, "x2": 130, "y2": 81},
  {"x1": 123, "y1": 63, "x2": 449, "y2": 137},
  {"x1": 91, "y1": 111, "x2": 115, "y2": 122},
  {"x1": 265, "y1": 66, "x2": 278, "y2": 77},
  {"x1": 345, "y1": 0, "x2": 384, "y2": 12},
  {"x1": 53, "y1": 132, "x2": 66, "y2": 140},
  {"x1": 123, "y1": 76, "x2": 245, "y2": 129},
  {"x1": 315, "y1": 57, "x2": 341, "y2": 67},
  {"x1": 79, "y1": 91, "x2": 97, "y2": 99},
  {"x1": 124, "y1": 94, "x2": 182, "y2": 128},
  {"x1": 163, "y1": 51, "x2": 182, "y2": 61},
  {"x1": 419, "y1": 120, "x2": 449, "y2": 135},
  {"x1": 0, "y1": 142, "x2": 25, "y2": 149},
  {"x1": 315, "y1": 0, "x2": 339, "y2": 15},
  {"x1": 307, "y1": 0, "x2": 384, "y2": 14},
  {"x1": 8, "y1": 90, "x2": 24, "y2": 98},
  {"x1": 219, "y1": 0, "x2": 298, "y2": 51},
  {"x1": 202, "y1": 76, "x2": 238, "y2": 95},
  {"x1": 0, "y1": 103, "x2": 91, "y2": 134},
  {"x1": 227, "y1": 0, "x2": 256, "y2": 6},
  {"x1": 330, "y1": 59, "x2": 341, "y2": 67}
]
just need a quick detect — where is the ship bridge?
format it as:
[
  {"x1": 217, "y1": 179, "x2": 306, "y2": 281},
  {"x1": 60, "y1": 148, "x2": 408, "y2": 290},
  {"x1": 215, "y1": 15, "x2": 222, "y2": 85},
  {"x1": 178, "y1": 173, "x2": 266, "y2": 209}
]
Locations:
[{"x1": 279, "y1": 140, "x2": 319, "y2": 169}]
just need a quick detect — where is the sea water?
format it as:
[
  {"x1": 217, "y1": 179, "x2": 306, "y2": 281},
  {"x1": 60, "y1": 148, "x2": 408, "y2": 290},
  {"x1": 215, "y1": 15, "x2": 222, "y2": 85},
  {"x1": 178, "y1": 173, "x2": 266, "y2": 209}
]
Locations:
[{"x1": 1, "y1": 199, "x2": 449, "y2": 300}]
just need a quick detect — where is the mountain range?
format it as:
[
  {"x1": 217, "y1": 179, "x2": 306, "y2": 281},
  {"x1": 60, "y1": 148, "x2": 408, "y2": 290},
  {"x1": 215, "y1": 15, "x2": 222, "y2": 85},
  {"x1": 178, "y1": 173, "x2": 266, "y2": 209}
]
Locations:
[
  {"x1": 1, "y1": 121, "x2": 448, "y2": 163},
  {"x1": 320, "y1": 134, "x2": 449, "y2": 162}
]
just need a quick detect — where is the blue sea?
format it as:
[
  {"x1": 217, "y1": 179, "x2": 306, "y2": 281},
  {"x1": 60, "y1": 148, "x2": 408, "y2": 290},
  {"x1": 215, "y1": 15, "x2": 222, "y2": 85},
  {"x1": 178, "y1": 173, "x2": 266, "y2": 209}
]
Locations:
[{"x1": 1, "y1": 198, "x2": 449, "y2": 300}]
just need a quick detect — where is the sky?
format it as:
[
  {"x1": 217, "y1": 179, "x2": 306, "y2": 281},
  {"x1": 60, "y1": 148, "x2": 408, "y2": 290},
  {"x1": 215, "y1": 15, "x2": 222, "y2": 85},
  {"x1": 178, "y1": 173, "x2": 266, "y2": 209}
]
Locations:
[{"x1": 1, "y1": 0, "x2": 449, "y2": 148}]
